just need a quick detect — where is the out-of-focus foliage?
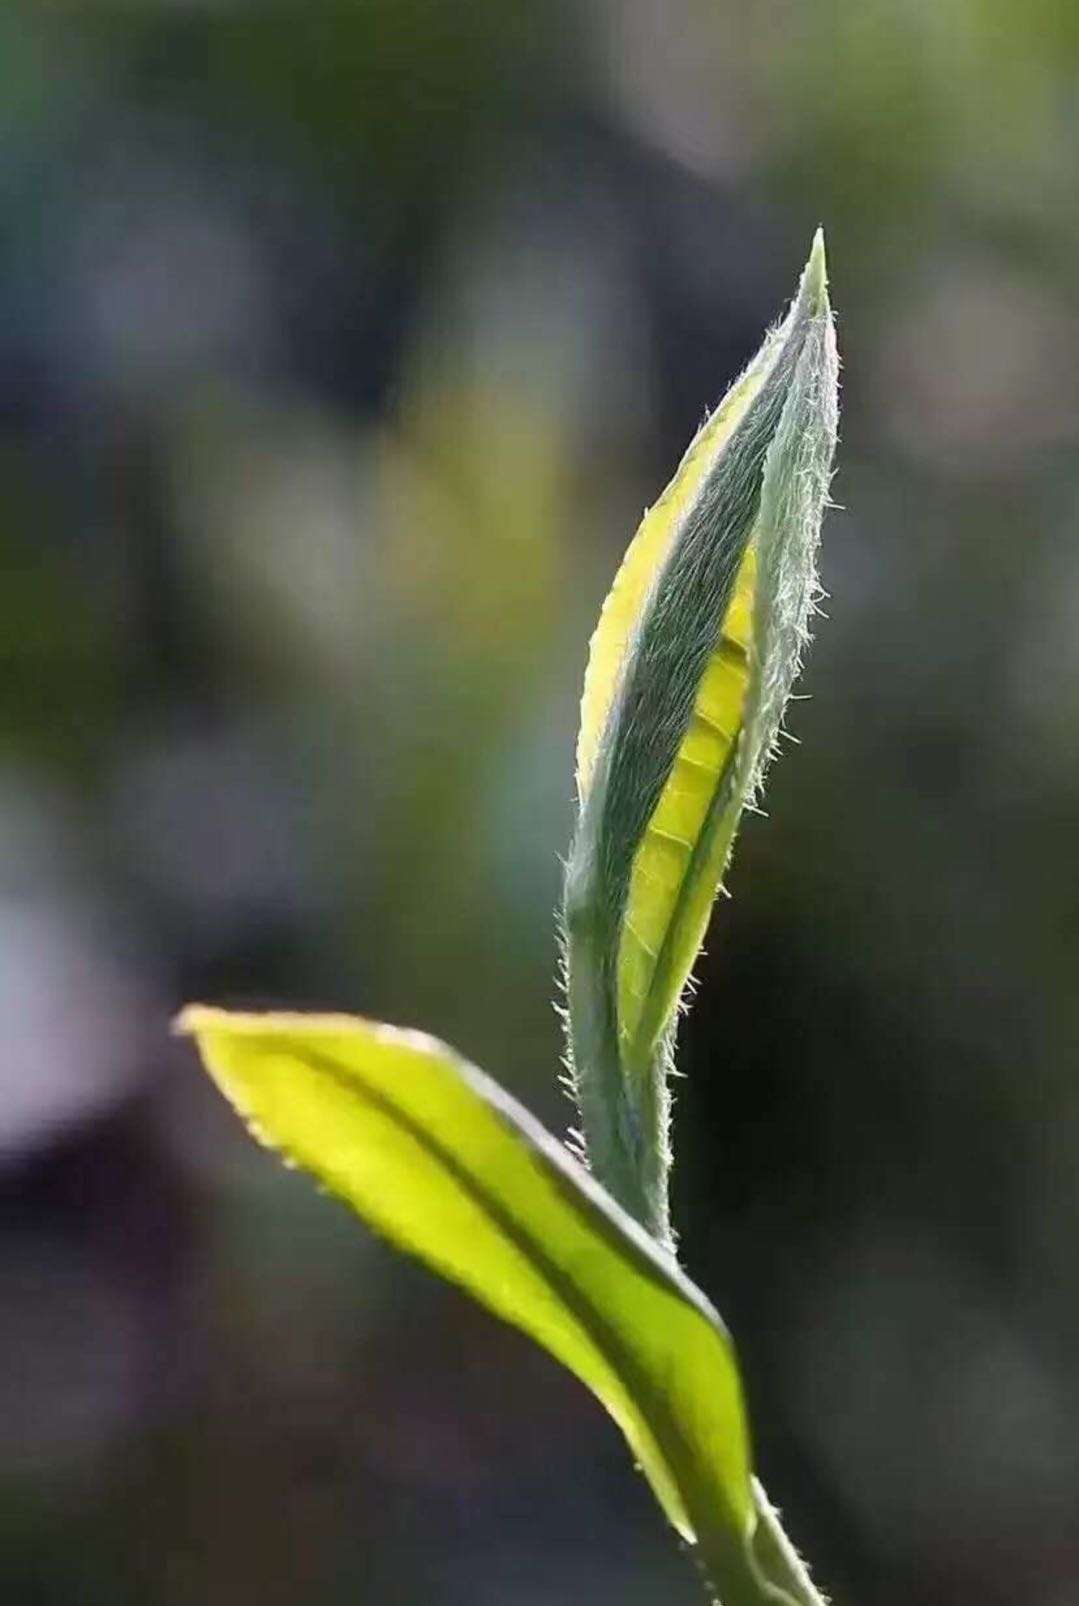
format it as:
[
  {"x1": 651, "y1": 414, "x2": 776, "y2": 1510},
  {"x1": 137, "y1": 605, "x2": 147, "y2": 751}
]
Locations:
[{"x1": 1, "y1": 4, "x2": 1078, "y2": 1605}]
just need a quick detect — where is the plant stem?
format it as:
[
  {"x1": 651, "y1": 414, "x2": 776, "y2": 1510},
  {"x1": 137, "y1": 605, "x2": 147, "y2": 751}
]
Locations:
[
  {"x1": 681, "y1": 1476, "x2": 828, "y2": 1606},
  {"x1": 563, "y1": 899, "x2": 672, "y2": 1244},
  {"x1": 565, "y1": 909, "x2": 829, "y2": 1605},
  {"x1": 747, "y1": 1480, "x2": 829, "y2": 1606}
]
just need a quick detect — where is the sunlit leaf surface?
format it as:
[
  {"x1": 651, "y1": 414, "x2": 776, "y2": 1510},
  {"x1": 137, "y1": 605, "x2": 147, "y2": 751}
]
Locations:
[
  {"x1": 179, "y1": 1006, "x2": 765, "y2": 1600},
  {"x1": 575, "y1": 329, "x2": 782, "y2": 804},
  {"x1": 617, "y1": 539, "x2": 757, "y2": 1059},
  {"x1": 565, "y1": 236, "x2": 838, "y2": 1242}
]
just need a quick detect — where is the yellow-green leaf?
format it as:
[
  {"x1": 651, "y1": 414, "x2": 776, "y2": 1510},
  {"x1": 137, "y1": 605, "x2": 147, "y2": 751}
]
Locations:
[
  {"x1": 564, "y1": 232, "x2": 838, "y2": 1243},
  {"x1": 616, "y1": 537, "x2": 757, "y2": 1059},
  {"x1": 576, "y1": 327, "x2": 785, "y2": 805},
  {"x1": 178, "y1": 1005, "x2": 773, "y2": 1604}
]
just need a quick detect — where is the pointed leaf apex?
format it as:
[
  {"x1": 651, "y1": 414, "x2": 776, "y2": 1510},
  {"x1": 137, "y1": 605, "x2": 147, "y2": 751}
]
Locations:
[{"x1": 802, "y1": 227, "x2": 829, "y2": 315}]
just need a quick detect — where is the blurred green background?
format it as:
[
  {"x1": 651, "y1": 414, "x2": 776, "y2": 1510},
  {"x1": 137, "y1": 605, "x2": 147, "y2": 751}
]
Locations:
[{"x1": 1, "y1": 3, "x2": 1077, "y2": 1603}]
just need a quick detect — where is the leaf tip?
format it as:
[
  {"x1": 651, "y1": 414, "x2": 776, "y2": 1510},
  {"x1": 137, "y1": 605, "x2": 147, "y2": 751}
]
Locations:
[
  {"x1": 172, "y1": 1003, "x2": 225, "y2": 1040},
  {"x1": 802, "y1": 226, "x2": 829, "y2": 316},
  {"x1": 172, "y1": 1003, "x2": 203, "y2": 1037}
]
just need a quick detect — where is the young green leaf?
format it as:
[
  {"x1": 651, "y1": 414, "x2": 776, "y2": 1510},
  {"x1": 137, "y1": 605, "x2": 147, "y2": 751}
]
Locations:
[
  {"x1": 564, "y1": 232, "x2": 839, "y2": 1244},
  {"x1": 178, "y1": 1005, "x2": 794, "y2": 1606}
]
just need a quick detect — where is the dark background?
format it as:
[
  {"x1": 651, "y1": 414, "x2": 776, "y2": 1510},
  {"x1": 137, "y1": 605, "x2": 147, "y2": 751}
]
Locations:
[{"x1": 2, "y1": 4, "x2": 1078, "y2": 1603}]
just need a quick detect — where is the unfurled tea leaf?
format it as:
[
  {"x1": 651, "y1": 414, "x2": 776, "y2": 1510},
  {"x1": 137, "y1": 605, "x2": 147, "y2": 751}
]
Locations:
[{"x1": 178, "y1": 1006, "x2": 783, "y2": 1604}]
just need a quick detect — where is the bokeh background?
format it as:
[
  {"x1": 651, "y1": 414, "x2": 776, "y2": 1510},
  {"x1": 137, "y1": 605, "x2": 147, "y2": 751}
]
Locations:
[{"x1": 2, "y1": 3, "x2": 1078, "y2": 1603}]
